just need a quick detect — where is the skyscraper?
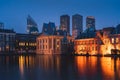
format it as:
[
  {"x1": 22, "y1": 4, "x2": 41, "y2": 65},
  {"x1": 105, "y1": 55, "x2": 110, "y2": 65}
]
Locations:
[
  {"x1": 86, "y1": 16, "x2": 95, "y2": 30},
  {"x1": 60, "y1": 15, "x2": 70, "y2": 35},
  {"x1": 27, "y1": 15, "x2": 39, "y2": 34},
  {"x1": 72, "y1": 14, "x2": 83, "y2": 39}
]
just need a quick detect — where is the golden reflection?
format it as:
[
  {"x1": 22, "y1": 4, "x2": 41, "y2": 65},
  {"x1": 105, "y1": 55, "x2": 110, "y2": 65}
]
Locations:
[
  {"x1": 75, "y1": 56, "x2": 97, "y2": 75},
  {"x1": 75, "y1": 56, "x2": 120, "y2": 80},
  {"x1": 101, "y1": 57, "x2": 114, "y2": 78},
  {"x1": 100, "y1": 57, "x2": 120, "y2": 79},
  {"x1": 75, "y1": 56, "x2": 86, "y2": 74},
  {"x1": 36, "y1": 55, "x2": 61, "y2": 74},
  {"x1": 19, "y1": 56, "x2": 24, "y2": 76},
  {"x1": 18, "y1": 56, "x2": 35, "y2": 76}
]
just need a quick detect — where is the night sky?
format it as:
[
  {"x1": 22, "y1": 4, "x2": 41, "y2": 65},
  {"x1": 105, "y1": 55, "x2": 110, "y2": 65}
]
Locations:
[{"x1": 0, "y1": 0, "x2": 120, "y2": 33}]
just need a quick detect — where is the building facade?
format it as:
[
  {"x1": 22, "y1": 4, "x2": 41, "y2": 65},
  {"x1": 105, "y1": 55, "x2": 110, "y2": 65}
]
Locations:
[
  {"x1": 27, "y1": 15, "x2": 39, "y2": 34},
  {"x1": 0, "y1": 29, "x2": 15, "y2": 53},
  {"x1": 36, "y1": 33, "x2": 73, "y2": 54},
  {"x1": 74, "y1": 26, "x2": 120, "y2": 56},
  {"x1": 15, "y1": 33, "x2": 39, "y2": 53},
  {"x1": 86, "y1": 16, "x2": 95, "y2": 30},
  {"x1": 60, "y1": 15, "x2": 70, "y2": 35},
  {"x1": 72, "y1": 14, "x2": 83, "y2": 39}
]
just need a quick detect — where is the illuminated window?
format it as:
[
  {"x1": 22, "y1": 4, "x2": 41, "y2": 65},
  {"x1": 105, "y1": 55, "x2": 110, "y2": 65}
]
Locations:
[
  {"x1": 111, "y1": 38, "x2": 114, "y2": 43},
  {"x1": 26, "y1": 43, "x2": 28, "y2": 46},
  {"x1": 0, "y1": 47, "x2": 1, "y2": 51},
  {"x1": 116, "y1": 38, "x2": 119, "y2": 43},
  {"x1": 19, "y1": 42, "x2": 25, "y2": 46}
]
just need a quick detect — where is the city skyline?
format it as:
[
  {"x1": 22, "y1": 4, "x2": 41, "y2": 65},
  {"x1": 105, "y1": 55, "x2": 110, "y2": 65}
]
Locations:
[{"x1": 0, "y1": 0, "x2": 120, "y2": 33}]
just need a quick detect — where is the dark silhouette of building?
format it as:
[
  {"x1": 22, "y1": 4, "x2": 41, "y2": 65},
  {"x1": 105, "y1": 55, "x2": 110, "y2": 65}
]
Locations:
[
  {"x1": 86, "y1": 16, "x2": 95, "y2": 30},
  {"x1": 0, "y1": 29, "x2": 15, "y2": 53},
  {"x1": 42, "y1": 22, "x2": 56, "y2": 35},
  {"x1": 72, "y1": 14, "x2": 83, "y2": 39},
  {"x1": 27, "y1": 15, "x2": 39, "y2": 34},
  {"x1": 60, "y1": 15, "x2": 70, "y2": 35}
]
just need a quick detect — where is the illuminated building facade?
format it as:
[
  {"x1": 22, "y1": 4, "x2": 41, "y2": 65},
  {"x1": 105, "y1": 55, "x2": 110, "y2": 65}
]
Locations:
[
  {"x1": 36, "y1": 32, "x2": 73, "y2": 54},
  {"x1": 74, "y1": 25, "x2": 120, "y2": 56},
  {"x1": 0, "y1": 29, "x2": 15, "y2": 53},
  {"x1": 86, "y1": 16, "x2": 95, "y2": 30},
  {"x1": 60, "y1": 15, "x2": 70, "y2": 35},
  {"x1": 27, "y1": 15, "x2": 39, "y2": 34},
  {"x1": 15, "y1": 33, "x2": 39, "y2": 53},
  {"x1": 72, "y1": 14, "x2": 83, "y2": 39},
  {"x1": 74, "y1": 30, "x2": 102, "y2": 55}
]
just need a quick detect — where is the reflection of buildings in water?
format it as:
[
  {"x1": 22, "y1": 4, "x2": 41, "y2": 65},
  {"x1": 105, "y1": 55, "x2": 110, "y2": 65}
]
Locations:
[
  {"x1": 101, "y1": 57, "x2": 120, "y2": 80},
  {"x1": 19, "y1": 56, "x2": 24, "y2": 76},
  {"x1": 35, "y1": 55, "x2": 61, "y2": 74},
  {"x1": 75, "y1": 57, "x2": 97, "y2": 76},
  {"x1": 100, "y1": 57, "x2": 114, "y2": 80},
  {"x1": 75, "y1": 57, "x2": 120, "y2": 80},
  {"x1": 18, "y1": 56, "x2": 35, "y2": 77}
]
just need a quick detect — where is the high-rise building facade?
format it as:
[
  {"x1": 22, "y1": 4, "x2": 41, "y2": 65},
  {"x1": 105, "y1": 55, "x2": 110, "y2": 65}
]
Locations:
[
  {"x1": 27, "y1": 15, "x2": 39, "y2": 34},
  {"x1": 72, "y1": 14, "x2": 83, "y2": 39},
  {"x1": 86, "y1": 16, "x2": 95, "y2": 30},
  {"x1": 60, "y1": 15, "x2": 70, "y2": 35}
]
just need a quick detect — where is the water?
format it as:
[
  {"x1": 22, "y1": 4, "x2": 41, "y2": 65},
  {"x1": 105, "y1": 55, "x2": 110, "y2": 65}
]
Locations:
[{"x1": 0, "y1": 55, "x2": 120, "y2": 80}]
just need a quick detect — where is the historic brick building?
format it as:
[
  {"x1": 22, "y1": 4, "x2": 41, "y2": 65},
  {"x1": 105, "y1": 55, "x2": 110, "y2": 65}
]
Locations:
[{"x1": 74, "y1": 25, "x2": 120, "y2": 56}]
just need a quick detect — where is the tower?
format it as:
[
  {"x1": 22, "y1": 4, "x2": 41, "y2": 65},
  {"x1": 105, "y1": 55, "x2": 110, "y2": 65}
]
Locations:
[
  {"x1": 60, "y1": 15, "x2": 70, "y2": 35},
  {"x1": 86, "y1": 16, "x2": 95, "y2": 30},
  {"x1": 27, "y1": 15, "x2": 39, "y2": 34},
  {"x1": 72, "y1": 14, "x2": 83, "y2": 39}
]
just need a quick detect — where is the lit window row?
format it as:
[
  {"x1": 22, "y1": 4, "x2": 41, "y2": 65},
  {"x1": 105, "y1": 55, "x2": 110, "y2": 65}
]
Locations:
[
  {"x1": 19, "y1": 42, "x2": 36, "y2": 46},
  {"x1": 79, "y1": 46, "x2": 98, "y2": 51},
  {"x1": 111, "y1": 37, "x2": 119, "y2": 44},
  {"x1": 75, "y1": 40, "x2": 99, "y2": 45}
]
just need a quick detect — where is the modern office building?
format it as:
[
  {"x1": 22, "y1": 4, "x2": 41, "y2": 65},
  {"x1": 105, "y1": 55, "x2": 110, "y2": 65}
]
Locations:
[
  {"x1": 0, "y1": 29, "x2": 16, "y2": 53},
  {"x1": 60, "y1": 15, "x2": 70, "y2": 35},
  {"x1": 86, "y1": 16, "x2": 95, "y2": 30},
  {"x1": 15, "y1": 33, "x2": 39, "y2": 53},
  {"x1": 27, "y1": 15, "x2": 39, "y2": 34},
  {"x1": 0, "y1": 22, "x2": 4, "y2": 29},
  {"x1": 72, "y1": 14, "x2": 83, "y2": 39}
]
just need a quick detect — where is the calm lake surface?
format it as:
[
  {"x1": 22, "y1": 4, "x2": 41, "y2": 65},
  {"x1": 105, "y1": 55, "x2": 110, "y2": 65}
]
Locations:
[{"x1": 0, "y1": 55, "x2": 120, "y2": 80}]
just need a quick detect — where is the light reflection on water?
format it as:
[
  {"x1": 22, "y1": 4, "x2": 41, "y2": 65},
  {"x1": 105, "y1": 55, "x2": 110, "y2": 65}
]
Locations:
[{"x1": 0, "y1": 55, "x2": 119, "y2": 80}]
